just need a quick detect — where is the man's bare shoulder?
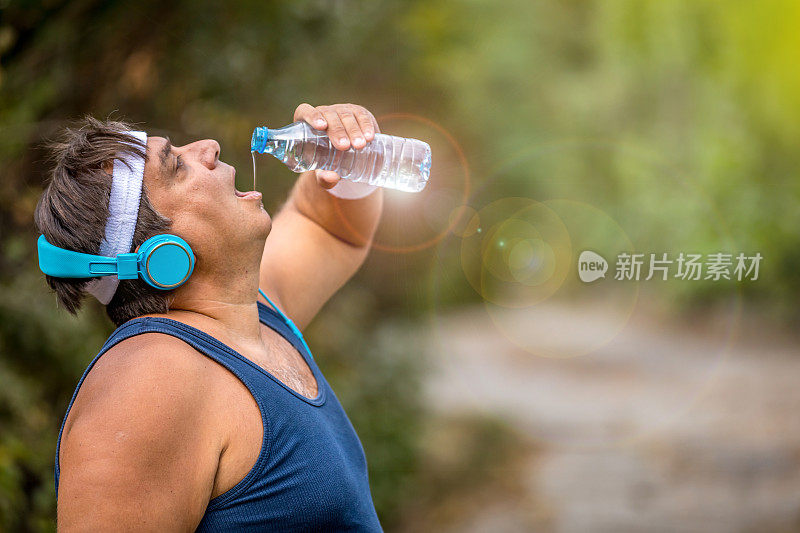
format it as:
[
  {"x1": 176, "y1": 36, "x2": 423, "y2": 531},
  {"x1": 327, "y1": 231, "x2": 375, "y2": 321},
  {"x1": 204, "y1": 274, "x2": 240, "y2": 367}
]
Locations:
[
  {"x1": 78, "y1": 332, "x2": 215, "y2": 405},
  {"x1": 57, "y1": 333, "x2": 227, "y2": 530},
  {"x1": 62, "y1": 332, "x2": 226, "y2": 446}
]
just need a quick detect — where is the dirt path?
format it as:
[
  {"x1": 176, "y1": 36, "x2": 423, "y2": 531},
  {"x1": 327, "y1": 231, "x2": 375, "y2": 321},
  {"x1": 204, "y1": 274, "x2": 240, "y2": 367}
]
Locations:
[{"x1": 424, "y1": 301, "x2": 800, "y2": 532}]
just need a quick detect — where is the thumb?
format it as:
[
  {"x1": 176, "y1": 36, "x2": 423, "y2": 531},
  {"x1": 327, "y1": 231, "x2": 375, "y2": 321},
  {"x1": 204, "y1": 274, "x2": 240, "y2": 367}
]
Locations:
[{"x1": 315, "y1": 169, "x2": 340, "y2": 189}]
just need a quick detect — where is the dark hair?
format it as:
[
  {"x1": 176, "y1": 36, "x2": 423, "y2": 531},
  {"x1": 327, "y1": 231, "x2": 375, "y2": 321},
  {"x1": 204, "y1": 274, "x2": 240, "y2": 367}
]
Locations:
[{"x1": 34, "y1": 116, "x2": 173, "y2": 326}]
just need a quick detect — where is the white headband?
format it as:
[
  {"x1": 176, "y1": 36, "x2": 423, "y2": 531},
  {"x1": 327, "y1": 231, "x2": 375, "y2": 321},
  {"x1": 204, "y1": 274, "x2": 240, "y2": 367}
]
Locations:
[{"x1": 86, "y1": 130, "x2": 147, "y2": 304}]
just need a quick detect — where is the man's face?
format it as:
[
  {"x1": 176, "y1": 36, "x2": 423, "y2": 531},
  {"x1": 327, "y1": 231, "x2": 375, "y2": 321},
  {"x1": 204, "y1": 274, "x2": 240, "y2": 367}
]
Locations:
[{"x1": 142, "y1": 136, "x2": 270, "y2": 271}]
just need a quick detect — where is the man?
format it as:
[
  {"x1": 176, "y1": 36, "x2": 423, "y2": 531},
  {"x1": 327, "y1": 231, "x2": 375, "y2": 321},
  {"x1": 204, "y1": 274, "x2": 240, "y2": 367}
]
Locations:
[{"x1": 35, "y1": 103, "x2": 385, "y2": 531}]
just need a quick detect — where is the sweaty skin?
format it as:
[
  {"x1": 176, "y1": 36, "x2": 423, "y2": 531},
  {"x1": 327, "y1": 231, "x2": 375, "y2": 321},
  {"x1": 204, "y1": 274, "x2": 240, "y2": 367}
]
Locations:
[{"x1": 56, "y1": 104, "x2": 383, "y2": 531}]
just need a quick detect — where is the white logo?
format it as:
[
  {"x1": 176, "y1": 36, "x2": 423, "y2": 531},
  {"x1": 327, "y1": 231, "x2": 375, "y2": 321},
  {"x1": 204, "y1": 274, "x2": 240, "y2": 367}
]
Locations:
[
  {"x1": 576, "y1": 250, "x2": 761, "y2": 283},
  {"x1": 578, "y1": 250, "x2": 608, "y2": 283}
]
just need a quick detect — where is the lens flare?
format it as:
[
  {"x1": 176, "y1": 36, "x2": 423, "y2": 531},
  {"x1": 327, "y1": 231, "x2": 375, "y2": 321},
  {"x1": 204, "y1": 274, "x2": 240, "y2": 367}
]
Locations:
[
  {"x1": 449, "y1": 205, "x2": 479, "y2": 237},
  {"x1": 426, "y1": 137, "x2": 744, "y2": 449},
  {"x1": 460, "y1": 197, "x2": 571, "y2": 308},
  {"x1": 484, "y1": 199, "x2": 638, "y2": 359},
  {"x1": 331, "y1": 113, "x2": 471, "y2": 254}
]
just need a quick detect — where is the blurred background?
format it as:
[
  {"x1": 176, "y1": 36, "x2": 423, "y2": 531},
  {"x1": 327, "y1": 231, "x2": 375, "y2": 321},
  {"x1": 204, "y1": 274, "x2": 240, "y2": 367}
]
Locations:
[{"x1": 2, "y1": 0, "x2": 800, "y2": 531}]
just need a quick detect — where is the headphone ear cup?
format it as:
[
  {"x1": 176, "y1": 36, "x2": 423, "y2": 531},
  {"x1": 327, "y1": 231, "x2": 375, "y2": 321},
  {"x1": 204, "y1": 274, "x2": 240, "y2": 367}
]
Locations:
[{"x1": 137, "y1": 235, "x2": 195, "y2": 290}]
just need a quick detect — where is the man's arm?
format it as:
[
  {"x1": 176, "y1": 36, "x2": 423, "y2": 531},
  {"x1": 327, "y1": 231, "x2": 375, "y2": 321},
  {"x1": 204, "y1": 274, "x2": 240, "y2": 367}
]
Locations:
[
  {"x1": 259, "y1": 103, "x2": 384, "y2": 330},
  {"x1": 57, "y1": 335, "x2": 223, "y2": 531}
]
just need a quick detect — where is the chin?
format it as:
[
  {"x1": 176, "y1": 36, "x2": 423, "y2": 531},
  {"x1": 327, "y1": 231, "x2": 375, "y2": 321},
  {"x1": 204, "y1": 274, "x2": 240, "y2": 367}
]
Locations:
[{"x1": 254, "y1": 209, "x2": 272, "y2": 239}]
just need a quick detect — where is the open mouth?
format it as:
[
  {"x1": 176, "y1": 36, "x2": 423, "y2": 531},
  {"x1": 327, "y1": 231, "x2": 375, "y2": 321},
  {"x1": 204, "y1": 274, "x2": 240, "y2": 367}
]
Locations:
[
  {"x1": 235, "y1": 189, "x2": 262, "y2": 200},
  {"x1": 231, "y1": 167, "x2": 262, "y2": 200}
]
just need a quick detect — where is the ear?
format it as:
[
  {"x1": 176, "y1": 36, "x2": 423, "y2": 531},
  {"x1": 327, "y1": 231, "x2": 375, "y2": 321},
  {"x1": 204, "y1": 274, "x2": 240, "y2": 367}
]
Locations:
[{"x1": 102, "y1": 160, "x2": 113, "y2": 175}]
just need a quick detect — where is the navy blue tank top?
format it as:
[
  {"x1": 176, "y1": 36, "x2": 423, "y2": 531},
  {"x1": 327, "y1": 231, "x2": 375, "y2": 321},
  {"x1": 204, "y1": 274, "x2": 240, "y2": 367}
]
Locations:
[{"x1": 55, "y1": 302, "x2": 383, "y2": 532}]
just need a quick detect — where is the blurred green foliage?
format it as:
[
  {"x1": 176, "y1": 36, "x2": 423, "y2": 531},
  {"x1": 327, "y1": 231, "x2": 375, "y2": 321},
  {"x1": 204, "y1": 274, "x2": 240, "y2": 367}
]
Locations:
[{"x1": 2, "y1": 0, "x2": 799, "y2": 530}]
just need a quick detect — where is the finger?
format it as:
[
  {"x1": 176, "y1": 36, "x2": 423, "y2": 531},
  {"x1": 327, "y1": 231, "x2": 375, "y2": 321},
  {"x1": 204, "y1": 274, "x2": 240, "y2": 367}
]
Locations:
[
  {"x1": 339, "y1": 108, "x2": 366, "y2": 149},
  {"x1": 293, "y1": 103, "x2": 314, "y2": 122},
  {"x1": 315, "y1": 169, "x2": 340, "y2": 189},
  {"x1": 294, "y1": 103, "x2": 327, "y2": 130},
  {"x1": 322, "y1": 109, "x2": 350, "y2": 150},
  {"x1": 352, "y1": 106, "x2": 380, "y2": 134},
  {"x1": 365, "y1": 109, "x2": 380, "y2": 134},
  {"x1": 309, "y1": 108, "x2": 327, "y2": 130},
  {"x1": 353, "y1": 107, "x2": 376, "y2": 141}
]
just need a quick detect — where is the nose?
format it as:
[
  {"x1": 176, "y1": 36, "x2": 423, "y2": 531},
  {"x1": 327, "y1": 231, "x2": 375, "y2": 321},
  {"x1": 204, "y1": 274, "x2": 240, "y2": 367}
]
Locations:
[{"x1": 188, "y1": 139, "x2": 220, "y2": 170}]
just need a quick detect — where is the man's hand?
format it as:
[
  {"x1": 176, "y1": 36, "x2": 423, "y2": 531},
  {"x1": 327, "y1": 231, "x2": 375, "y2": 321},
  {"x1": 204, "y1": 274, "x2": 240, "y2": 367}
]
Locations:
[
  {"x1": 259, "y1": 103, "x2": 384, "y2": 330},
  {"x1": 292, "y1": 103, "x2": 381, "y2": 190}
]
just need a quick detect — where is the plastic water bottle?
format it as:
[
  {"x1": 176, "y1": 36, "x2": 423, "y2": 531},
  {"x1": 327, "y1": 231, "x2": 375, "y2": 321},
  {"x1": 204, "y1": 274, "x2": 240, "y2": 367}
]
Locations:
[{"x1": 251, "y1": 122, "x2": 432, "y2": 192}]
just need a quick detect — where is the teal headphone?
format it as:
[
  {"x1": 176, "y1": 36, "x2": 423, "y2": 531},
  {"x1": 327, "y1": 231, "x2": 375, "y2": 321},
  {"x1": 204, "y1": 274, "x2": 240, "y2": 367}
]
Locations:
[{"x1": 37, "y1": 234, "x2": 195, "y2": 290}]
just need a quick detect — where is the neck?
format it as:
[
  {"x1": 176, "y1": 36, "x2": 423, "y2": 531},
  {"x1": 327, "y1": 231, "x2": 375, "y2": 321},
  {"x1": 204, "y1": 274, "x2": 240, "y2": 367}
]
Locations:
[{"x1": 167, "y1": 268, "x2": 264, "y2": 348}]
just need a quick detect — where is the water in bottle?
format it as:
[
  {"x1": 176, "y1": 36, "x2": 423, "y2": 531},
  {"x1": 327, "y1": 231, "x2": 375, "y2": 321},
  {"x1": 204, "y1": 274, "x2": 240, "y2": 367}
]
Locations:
[{"x1": 251, "y1": 122, "x2": 432, "y2": 192}]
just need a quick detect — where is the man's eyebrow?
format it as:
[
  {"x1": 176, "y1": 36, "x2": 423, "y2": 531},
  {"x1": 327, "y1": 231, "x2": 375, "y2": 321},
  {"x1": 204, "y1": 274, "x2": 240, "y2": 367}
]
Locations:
[{"x1": 158, "y1": 137, "x2": 172, "y2": 168}]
